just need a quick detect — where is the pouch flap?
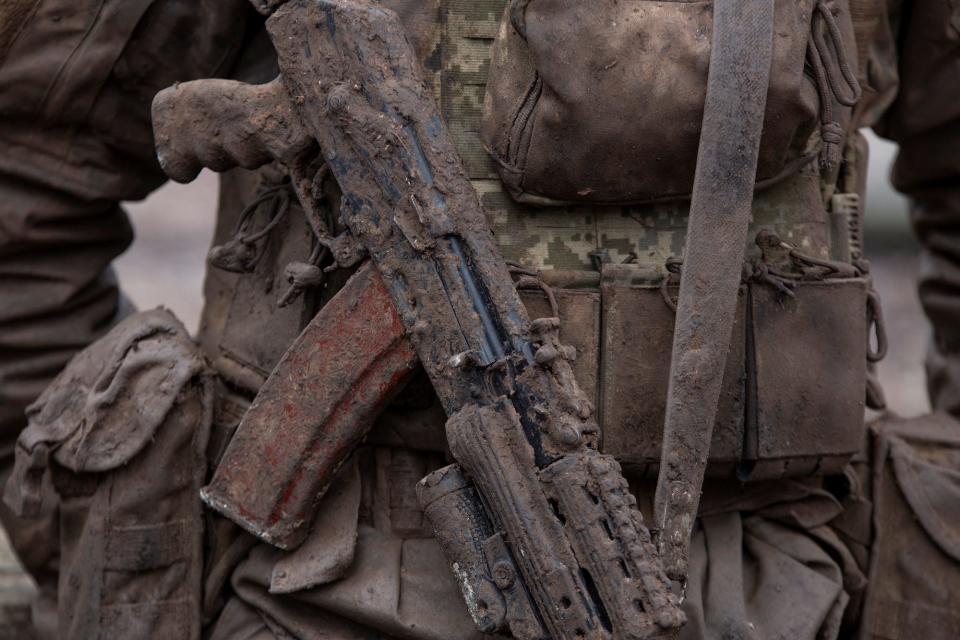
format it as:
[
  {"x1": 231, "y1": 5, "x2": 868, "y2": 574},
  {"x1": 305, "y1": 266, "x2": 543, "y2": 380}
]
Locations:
[
  {"x1": 599, "y1": 280, "x2": 746, "y2": 467},
  {"x1": 860, "y1": 414, "x2": 960, "y2": 639},
  {"x1": 888, "y1": 417, "x2": 960, "y2": 563},
  {"x1": 20, "y1": 308, "x2": 205, "y2": 474},
  {"x1": 752, "y1": 278, "x2": 867, "y2": 463},
  {"x1": 269, "y1": 457, "x2": 362, "y2": 594},
  {"x1": 481, "y1": 0, "x2": 839, "y2": 204}
]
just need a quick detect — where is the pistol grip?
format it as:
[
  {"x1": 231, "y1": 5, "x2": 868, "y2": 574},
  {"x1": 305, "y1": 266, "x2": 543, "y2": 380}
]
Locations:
[{"x1": 151, "y1": 77, "x2": 313, "y2": 183}]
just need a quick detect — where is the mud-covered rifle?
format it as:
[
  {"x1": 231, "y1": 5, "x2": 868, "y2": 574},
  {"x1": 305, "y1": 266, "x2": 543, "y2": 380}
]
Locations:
[{"x1": 152, "y1": 1, "x2": 684, "y2": 638}]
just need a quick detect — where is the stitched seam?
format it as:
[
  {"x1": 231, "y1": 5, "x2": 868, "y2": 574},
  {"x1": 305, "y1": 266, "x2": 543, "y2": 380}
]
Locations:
[{"x1": 38, "y1": 0, "x2": 108, "y2": 116}]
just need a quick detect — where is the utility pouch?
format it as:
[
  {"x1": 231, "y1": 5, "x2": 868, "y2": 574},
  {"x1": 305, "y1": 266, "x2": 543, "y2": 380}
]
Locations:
[
  {"x1": 860, "y1": 414, "x2": 960, "y2": 639},
  {"x1": 602, "y1": 269, "x2": 869, "y2": 478},
  {"x1": 745, "y1": 276, "x2": 869, "y2": 478},
  {"x1": 515, "y1": 263, "x2": 872, "y2": 479},
  {"x1": 481, "y1": 0, "x2": 860, "y2": 205},
  {"x1": 3, "y1": 309, "x2": 212, "y2": 640},
  {"x1": 599, "y1": 271, "x2": 748, "y2": 476},
  {"x1": 518, "y1": 256, "x2": 872, "y2": 479}
]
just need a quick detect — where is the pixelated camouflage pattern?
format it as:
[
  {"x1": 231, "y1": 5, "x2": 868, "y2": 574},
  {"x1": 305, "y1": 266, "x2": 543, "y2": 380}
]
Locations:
[
  {"x1": 438, "y1": 0, "x2": 504, "y2": 180},
  {"x1": 433, "y1": 0, "x2": 833, "y2": 272},
  {"x1": 481, "y1": 164, "x2": 833, "y2": 271}
]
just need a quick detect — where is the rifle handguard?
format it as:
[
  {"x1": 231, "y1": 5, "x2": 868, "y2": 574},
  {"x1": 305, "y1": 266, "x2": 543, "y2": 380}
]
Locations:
[
  {"x1": 418, "y1": 464, "x2": 545, "y2": 638},
  {"x1": 422, "y1": 399, "x2": 684, "y2": 640}
]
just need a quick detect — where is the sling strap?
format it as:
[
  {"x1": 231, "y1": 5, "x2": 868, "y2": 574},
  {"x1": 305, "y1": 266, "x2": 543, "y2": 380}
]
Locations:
[{"x1": 653, "y1": 0, "x2": 777, "y2": 581}]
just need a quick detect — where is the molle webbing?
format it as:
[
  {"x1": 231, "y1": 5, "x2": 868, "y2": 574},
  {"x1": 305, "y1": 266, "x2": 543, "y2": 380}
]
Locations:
[
  {"x1": 437, "y1": 0, "x2": 506, "y2": 179},
  {"x1": 433, "y1": 0, "x2": 838, "y2": 273}
]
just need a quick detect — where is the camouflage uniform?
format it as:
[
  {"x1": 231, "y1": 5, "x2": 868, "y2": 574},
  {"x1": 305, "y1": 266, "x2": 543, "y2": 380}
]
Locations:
[{"x1": 0, "y1": 1, "x2": 958, "y2": 639}]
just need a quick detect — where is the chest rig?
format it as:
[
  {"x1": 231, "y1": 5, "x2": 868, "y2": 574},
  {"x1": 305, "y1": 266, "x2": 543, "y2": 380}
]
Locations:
[
  {"x1": 201, "y1": 0, "x2": 882, "y2": 481},
  {"x1": 431, "y1": 0, "x2": 881, "y2": 481}
]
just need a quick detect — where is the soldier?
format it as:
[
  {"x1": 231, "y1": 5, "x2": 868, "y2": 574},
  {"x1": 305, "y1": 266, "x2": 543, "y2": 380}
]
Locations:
[{"x1": 0, "y1": 1, "x2": 958, "y2": 639}]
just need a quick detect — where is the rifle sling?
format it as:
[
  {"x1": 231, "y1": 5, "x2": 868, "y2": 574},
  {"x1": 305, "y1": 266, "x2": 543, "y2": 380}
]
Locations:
[{"x1": 653, "y1": 0, "x2": 777, "y2": 581}]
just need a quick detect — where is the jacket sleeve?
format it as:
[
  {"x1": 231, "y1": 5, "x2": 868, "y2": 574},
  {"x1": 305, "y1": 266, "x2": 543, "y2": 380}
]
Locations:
[
  {"x1": 874, "y1": 0, "x2": 960, "y2": 415},
  {"x1": 0, "y1": 0, "x2": 258, "y2": 446},
  {"x1": 0, "y1": 0, "x2": 258, "y2": 201}
]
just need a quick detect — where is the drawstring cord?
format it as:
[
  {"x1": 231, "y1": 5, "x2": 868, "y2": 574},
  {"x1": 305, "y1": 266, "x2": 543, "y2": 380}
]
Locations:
[
  {"x1": 277, "y1": 162, "x2": 335, "y2": 307},
  {"x1": 660, "y1": 257, "x2": 683, "y2": 313},
  {"x1": 208, "y1": 161, "x2": 337, "y2": 308},
  {"x1": 808, "y1": 0, "x2": 862, "y2": 171},
  {"x1": 508, "y1": 262, "x2": 560, "y2": 318},
  {"x1": 207, "y1": 184, "x2": 291, "y2": 274},
  {"x1": 750, "y1": 229, "x2": 862, "y2": 299}
]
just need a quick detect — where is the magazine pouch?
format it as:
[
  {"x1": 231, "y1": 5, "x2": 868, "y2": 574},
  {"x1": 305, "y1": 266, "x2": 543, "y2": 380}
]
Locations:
[{"x1": 598, "y1": 263, "x2": 870, "y2": 478}]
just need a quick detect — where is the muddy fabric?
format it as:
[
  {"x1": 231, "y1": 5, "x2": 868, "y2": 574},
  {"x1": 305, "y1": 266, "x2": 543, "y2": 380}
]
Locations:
[
  {"x1": 0, "y1": 1, "x2": 955, "y2": 639},
  {"x1": 205, "y1": 451, "x2": 859, "y2": 640},
  {"x1": 3, "y1": 309, "x2": 213, "y2": 639},
  {"x1": 859, "y1": 413, "x2": 960, "y2": 638},
  {"x1": 206, "y1": 445, "x2": 484, "y2": 640},
  {"x1": 873, "y1": 0, "x2": 960, "y2": 417},
  {"x1": 480, "y1": 0, "x2": 842, "y2": 205},
  {"x1": 0, "y1": 0, "x2": 256, "y2": 201}
]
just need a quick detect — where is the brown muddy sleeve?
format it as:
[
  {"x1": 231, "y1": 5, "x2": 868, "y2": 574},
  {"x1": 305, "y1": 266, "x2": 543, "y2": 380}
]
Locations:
[
  {"x1": 0, "y1": 0, "x2": 262, "y2": 466},
  {"x1": 0, "y1": 2, "x2": 261, "y2": 579},
  {"x1": 0, "y1": 0, "x2": 259, "y2": 436},
  {"x1": 0, "y1": 0, "x2": 258, "y2": 200},
  {"x1": 0, "y1": 175, "x2": 133, "y2": 454},
  {"x1": 876, "y1": 0, "x2": 960, "y2": 414}
]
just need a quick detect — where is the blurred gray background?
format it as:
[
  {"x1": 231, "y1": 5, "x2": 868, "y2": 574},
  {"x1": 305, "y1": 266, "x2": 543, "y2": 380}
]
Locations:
[{"x1": 117, "y1": 131, "x2": 930, "y2": 417}]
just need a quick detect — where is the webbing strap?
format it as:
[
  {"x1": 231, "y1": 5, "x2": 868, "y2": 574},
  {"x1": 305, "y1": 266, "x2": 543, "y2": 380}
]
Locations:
[{"x1": 653, "y1": 0, "x2": 776, "y2": 581}]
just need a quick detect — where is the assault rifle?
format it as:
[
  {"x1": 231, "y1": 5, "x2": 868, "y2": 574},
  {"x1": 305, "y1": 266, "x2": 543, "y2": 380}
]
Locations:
[{"x1": 152, "y1": 1, "x2": 684, "y2": 638}]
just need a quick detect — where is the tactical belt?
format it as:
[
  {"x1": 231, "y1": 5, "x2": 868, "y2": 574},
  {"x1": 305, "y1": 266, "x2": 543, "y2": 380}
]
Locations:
[{"x1": 653, "y1": 0, "x2": 777, "y2": 581}]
